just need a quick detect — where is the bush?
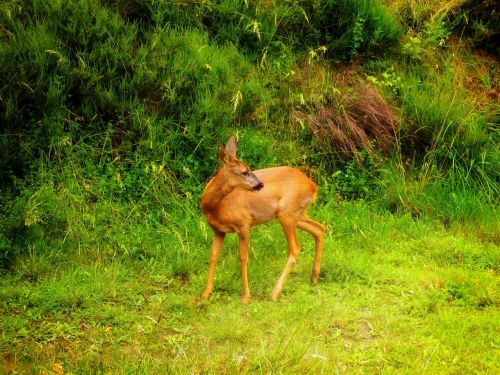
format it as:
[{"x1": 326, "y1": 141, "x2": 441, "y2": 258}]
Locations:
[
  {"x1": 0, "y1": 0, "x2": 274, "y2": 188},
  {"x1": 306, "y1": 0, "x2": 402, "y2": 60},
  {"x1": 146, "y1": 0, "x2": 401, "y2": 62},
  {"x1": 0, "y1": 183, "x2": 69, "y2": 270}
]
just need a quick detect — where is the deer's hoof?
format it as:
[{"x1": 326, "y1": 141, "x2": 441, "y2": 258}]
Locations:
[{"x1": 201, "y1": 291, "x2": 211, "y2": 300}]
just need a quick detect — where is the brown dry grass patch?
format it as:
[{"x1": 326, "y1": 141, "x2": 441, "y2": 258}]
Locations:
[{"x1": 291, "y1": 68, "x2": 398, "y2": 159}]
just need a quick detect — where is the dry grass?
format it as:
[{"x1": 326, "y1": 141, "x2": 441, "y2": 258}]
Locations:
[
  {"x1": 449, "y1": 39, "x2": 499, "y2": 108},
  {"x1": 292, "y1": 73, "x2": 398, "y2": 159},
  {"x1": 384, "y1": 0, "x2": 468, "y2": 22}
]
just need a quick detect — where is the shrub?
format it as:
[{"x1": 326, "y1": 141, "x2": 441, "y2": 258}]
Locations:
[
  {"x1": 0, "y1": 0, "x2": 272, "y2": 188},
  {"x1": 148, "y1": 0, "x2": 401, "y2": 62},
  {"x1": 307, "y1": 0, "x2": 401, "y2": 60}
]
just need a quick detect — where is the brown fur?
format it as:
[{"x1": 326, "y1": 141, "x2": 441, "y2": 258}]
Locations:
[{"x1": 201, "y1": 137, "x2": 325, "y2": 303}]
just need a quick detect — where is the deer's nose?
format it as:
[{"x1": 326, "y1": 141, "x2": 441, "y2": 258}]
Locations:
[{"x1": 253, "y1": 182, "x2": 264, "y2": 191}]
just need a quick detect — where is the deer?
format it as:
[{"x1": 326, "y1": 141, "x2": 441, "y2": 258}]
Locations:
[{"x1": 200, "y1": 136, "x2": 325, "y2": 303}]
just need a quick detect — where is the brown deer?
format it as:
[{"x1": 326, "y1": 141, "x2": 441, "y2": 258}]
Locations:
[{"x1": 201, "y1": 136, "x2": 324, "y2": 303}]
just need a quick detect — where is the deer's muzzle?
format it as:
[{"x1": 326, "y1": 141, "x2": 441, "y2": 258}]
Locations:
[{"x1": 253, "y1": 182, "x2": 264, "y2": 191}]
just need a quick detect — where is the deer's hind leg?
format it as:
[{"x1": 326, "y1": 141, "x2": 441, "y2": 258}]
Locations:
[
  {"x1": 271, "y1": 215, "x2": 301, "y2": 301},
  {"x1": 297, "y1": 217, "x2": 324, "y2": 284}
]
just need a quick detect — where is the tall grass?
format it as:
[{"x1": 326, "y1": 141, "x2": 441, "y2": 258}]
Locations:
[
  {"x1": 2, "y1": 0, "x2": 494, "y2": 233},
  {"x1": 397, "y1": 54, "x2": 498, "y2": 192},
  {"x1": 0, "y1": 0, "x2": 497, "y2": 263},
  {"x1": 362, "y1": 41, "x2": 499, "y2": 229},
  {"x1": 294, "y1": 80, "x2": 398, "y2": 159},
  {"x1": 0, "y1": 1, "x2": 499, "y2": 373},
  {"x1": 388, "y1": 0, "x2": 500, "y2": 55}
]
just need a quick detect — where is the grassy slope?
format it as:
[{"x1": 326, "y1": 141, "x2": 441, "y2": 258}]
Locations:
[
  {"x1": 1, "y1": 0, "x2": 499, "y2": 373},
  {"x1": 1, "y1": 201, "x2": 498, "y2": 373}
]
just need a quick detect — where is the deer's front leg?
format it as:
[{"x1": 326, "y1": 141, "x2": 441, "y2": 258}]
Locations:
[
  {"x1": 237, "y1": 229, "x2": 251, "y2": 304},
  {"x1": 202, "y1": 231, "x2": 225, "y2": 300}
]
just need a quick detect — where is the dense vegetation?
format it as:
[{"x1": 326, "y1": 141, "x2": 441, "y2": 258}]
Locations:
[{"x1": 1, "y1": 0, "x2": 498, "y2": 373}]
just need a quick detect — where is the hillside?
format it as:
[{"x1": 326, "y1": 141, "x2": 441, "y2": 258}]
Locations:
[{"x1": 0, "y1": 0, "x2": 498, "y2": 373}]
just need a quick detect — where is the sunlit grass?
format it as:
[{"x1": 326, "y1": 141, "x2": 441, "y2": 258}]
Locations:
[
  {"x1": 1, "y1": 201, "x2": 498, "y2": 373},
  {"x1": 0, "y1": 0, "x2": 498, "y2": 373}
]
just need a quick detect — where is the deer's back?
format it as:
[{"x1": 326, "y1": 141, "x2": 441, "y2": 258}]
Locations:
[{"x1": 205, "y1": 167, "x2": 317, "y2": 232}]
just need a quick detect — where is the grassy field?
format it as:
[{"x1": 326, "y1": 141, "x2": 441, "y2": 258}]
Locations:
[
  {"x1": 1, "y1": 0, "x2": 499, "y2": 373},
  {"x1": 1, "y1": 199, "x2": 498, "y2": 373}
]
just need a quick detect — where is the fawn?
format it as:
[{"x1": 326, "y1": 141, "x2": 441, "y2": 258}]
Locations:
[{"x1": 201, "y1": 136, "x2": 324, "y2": 303}]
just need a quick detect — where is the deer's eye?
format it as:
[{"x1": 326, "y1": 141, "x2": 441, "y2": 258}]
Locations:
[{"x1": 242, "y1": 170, "x2": 250, "y2": 176}]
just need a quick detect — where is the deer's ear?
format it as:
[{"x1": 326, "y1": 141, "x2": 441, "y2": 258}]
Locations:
[
  {"x1": 225, "y1": 136, "x2": 237, "y2": 158},
  {"x1": 218, "y1": 145, "x2": 228, "y2": 162}
]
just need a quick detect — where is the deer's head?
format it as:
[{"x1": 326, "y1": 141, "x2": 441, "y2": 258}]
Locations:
[{"x1": 218, "y1": 136, "x2": 264, "y2": 192}]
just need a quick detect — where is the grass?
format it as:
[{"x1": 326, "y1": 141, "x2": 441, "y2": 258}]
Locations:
[
  {"x1": 1, "y1": 200, "x2": 498, "y2": 373},
  {"x1": 0, "y1": 0, "x2": 499, "y2": 373}
]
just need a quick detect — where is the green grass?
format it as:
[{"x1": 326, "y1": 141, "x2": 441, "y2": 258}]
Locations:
[
  {"x1": 0, "y1": 1, "x2": 499, "y2": 373},
  {"x1": 1, "y1": 200, "x2": 498, "y2": 373}
]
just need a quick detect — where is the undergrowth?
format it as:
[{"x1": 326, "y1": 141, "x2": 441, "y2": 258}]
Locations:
[{"x1": 0, "y1": 0, "x2": 498, "y2": 372}]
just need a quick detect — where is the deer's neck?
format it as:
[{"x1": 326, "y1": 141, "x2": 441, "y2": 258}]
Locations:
[{"x1": 201, "y1": 169, "x2": 234, "y2": 213}]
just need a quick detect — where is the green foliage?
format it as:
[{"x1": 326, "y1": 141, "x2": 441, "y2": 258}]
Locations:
[
  {"x1": 396, "y1": 61, "x2": 498, "y2": 197},
  {"x1": 0, "y1": 0, "x2": 399, "y2": 192},
  {"x1": 309, "y1": 0, "x2": 401, "y2": 60},
  {"x1": 148, "y1": 0, "x2": 401, "y2": 62},
  {"x1": 0, "y1": 183, "x2": 69, "y2": 270},
  {"x1": 0, "y1": 0, "x2": 266, "y2": 186},
  {"x1": 376, "y1": 161, "x2": 498, "y2": 233},
  {"x1": 1, "y1": 200, "x2": 498, "y2": 373},
  {"x1": 0, "y1": 1, "x2": 498, "y2": 371},
  {"x1": 331, "y1": 152, "x2": 378, "y2": 199}
]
